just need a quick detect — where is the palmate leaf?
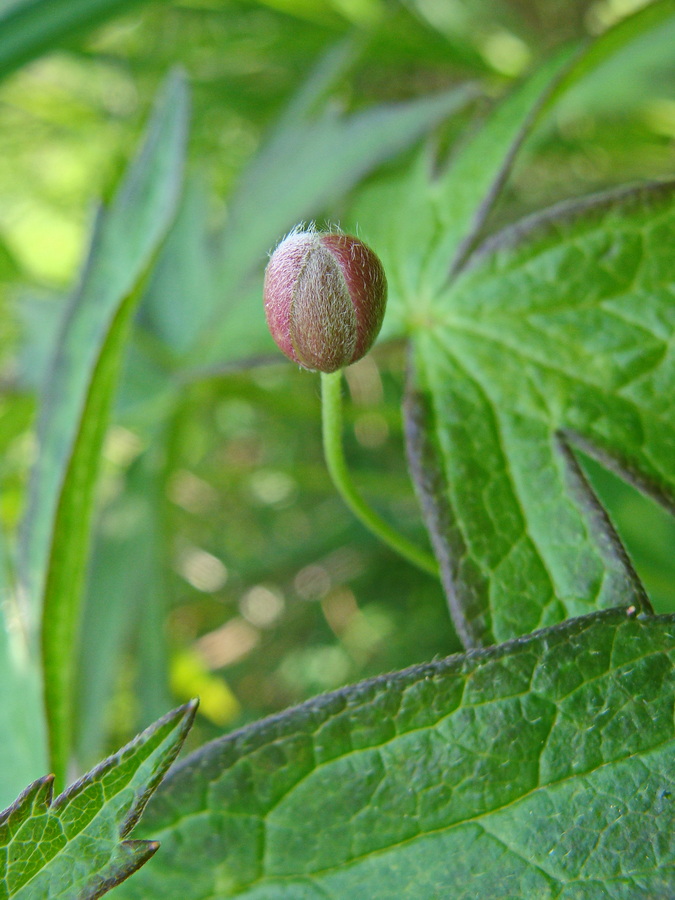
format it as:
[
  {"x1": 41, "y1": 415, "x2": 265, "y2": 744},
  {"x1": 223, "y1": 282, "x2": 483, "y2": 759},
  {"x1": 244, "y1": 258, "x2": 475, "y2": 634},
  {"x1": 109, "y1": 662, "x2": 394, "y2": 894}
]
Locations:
[
  {"x1": 350, "y1": 0, "x2": 675, "y2": 342},
  {"x1": 0, "y1": 701, "x2": 196, "y2": 900},
  {"x1": 407, "y1": 181, "x2": 675, "y2": 647},
  {"x1": 112, "y1": 609, "x2": 675, "y2": 898},
  {"x1": 340, "y1": 3, "x2": 675, "y2": 647}
]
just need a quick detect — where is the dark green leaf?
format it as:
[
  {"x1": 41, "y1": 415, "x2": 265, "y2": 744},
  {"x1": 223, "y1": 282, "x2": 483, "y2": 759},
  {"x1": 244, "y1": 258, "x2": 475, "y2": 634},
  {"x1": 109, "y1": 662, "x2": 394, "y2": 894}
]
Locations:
[
  {"x1": 408, "y1": 181, "x2": 675, "y2": 646},
  {"x1": 0, "y1": 701, "x2": 196, "y2": 900},
  {"x1": 114, "y1": 609, "x2": 675, "y2": 898}
]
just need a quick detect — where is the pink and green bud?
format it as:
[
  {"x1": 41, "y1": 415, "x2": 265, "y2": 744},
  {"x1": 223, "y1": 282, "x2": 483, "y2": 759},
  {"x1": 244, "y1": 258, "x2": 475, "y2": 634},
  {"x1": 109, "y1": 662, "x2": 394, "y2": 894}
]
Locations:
[{"x1": 263, "y1": 230, "x2": 387, "y2": 373}]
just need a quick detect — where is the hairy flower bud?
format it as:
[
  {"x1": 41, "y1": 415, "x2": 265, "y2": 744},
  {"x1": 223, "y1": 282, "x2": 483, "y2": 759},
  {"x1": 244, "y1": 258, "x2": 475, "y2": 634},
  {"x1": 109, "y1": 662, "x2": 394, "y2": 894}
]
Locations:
[{"x1": 263, "y1": 230, "x2": 387, "y2": 373}]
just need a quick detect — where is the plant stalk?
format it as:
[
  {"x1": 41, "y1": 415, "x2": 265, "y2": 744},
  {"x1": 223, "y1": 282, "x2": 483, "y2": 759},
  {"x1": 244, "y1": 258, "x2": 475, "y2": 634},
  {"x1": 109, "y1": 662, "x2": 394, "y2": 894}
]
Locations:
[{"x1": 321, "y1": 369, "x2": 439, "y2": 578}]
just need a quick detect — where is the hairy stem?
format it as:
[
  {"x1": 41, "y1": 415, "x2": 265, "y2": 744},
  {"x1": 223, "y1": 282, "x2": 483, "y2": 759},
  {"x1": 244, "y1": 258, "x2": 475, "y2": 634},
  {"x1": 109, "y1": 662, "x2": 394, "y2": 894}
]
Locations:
[{"x1": 321, "y1": 369, "x2": 439, "y2": 578}]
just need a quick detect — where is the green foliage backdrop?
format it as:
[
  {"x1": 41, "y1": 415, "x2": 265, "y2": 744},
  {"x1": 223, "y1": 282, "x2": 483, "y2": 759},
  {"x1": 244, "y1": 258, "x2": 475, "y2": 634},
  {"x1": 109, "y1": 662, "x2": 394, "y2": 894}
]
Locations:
[{"x1": 0, "y1": 0, "x2": 674, "y2": 896}]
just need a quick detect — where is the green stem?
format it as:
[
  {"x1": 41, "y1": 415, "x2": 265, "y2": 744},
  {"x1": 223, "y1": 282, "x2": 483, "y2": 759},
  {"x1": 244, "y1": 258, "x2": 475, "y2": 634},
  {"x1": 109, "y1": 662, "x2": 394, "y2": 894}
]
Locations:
[{"x1": 321, "y1": 369, "x2": 439, "y2": 578}]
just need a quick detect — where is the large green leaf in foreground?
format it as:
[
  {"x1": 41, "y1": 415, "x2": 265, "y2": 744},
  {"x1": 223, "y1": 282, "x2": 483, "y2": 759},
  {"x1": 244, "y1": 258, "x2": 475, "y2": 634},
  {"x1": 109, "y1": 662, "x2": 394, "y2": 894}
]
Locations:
[
  {"x1": 116, "y1": 609, "x2": 675, "y2": 898},
  {"x1": 407, "y1": 182, "x2": 674, "y2": 647},
  {"x1": 0, "y1": 702, "x2": 196, "y2": 900}
]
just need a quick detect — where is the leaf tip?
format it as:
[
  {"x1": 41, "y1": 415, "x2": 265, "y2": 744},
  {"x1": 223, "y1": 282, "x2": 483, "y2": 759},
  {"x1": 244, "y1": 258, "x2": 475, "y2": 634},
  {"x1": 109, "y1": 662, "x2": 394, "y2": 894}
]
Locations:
[
  {"x1": 85, "y1": 841, "x2": 161, "y2": 899},
  {"x1": 0, "y1": 773, "x2": 55, "y2": 829},
  {"x1": 172, "y1": 698, "x2": 199, "y2": 738},
  {"x1": 122, "y1": 838, "x2": 160, "y2": 859}
]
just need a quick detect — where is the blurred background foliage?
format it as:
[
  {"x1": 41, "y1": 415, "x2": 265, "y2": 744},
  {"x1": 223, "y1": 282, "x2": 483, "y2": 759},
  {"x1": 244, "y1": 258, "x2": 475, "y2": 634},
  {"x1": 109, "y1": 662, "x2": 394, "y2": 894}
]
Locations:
[{"x1": 0, "y1": 0, "x2": 674, "y2": 767}]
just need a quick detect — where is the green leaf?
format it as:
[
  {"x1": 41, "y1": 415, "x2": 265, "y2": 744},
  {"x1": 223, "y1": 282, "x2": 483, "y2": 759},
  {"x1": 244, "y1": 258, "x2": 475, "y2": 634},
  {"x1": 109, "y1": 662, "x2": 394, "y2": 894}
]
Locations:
[
  {"x1": 0, "y1": 701, "x2": 197, "y2": 900},
  {"x1": 16, "y1": 295, "x2": 66, "y2": 392},
  {"x1": 75, "y1": 452, "x2": 171, "y2": 770},
  {"x1": 0, "y1": 394, "x2": 46, "y2": 806},
  {"x1": 0, "y1": 547, "x2": 46, "y2": 811},
  {"x1": 137, "y1": 177, "x2": 215, "y2": 359},
  {"x1": 113, "y1": 609, "x2": 675, "y2": 898},
  {"x1": 408, "y1": 181, "x2": 675, "y2": 646},
  {"x1": 345, "y1": 5, "x2": 675, "y2": 646},
  {"x1": 351, "y1": 0, "x2": 675, "y2": 336},
  {"x1": 0, "y1": 0, "x2": 153, "y2": 83},
  {"x1": 17, "y1": 70, "x2": 189, "y2": 790},
  {"x1": 433, "y1": 0, "x2": 675, "y2": 277}
]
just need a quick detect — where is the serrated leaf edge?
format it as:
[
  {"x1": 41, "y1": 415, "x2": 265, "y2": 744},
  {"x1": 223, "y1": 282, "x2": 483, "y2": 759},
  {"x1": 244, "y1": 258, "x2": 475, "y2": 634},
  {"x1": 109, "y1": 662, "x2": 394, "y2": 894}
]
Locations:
[
  {"x1": 54, "y1": 700, "x2": 198, "y2": 838},
  {"x1": 0, "y1": 775, "x2": 53, "y2": 828},
  {"x1": 84, "y1": 841, "x2": 160, "y2": 900},
  {"x1": 0, "y1": 702, "x2": 196, "y2": 899}
]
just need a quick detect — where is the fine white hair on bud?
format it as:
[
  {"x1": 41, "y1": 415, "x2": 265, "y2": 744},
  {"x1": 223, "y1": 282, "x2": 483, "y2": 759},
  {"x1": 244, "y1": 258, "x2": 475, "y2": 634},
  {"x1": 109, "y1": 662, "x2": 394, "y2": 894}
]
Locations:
[{"x1": 263, "y1": 230, "x2": 387, "y2": 373}]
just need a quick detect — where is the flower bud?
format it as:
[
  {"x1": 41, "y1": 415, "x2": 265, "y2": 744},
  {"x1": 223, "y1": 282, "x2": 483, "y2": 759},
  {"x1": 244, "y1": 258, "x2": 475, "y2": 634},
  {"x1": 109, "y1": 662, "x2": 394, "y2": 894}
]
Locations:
[{"x1": 263, "y1": 230, "x2": 387, "y2": 373}]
